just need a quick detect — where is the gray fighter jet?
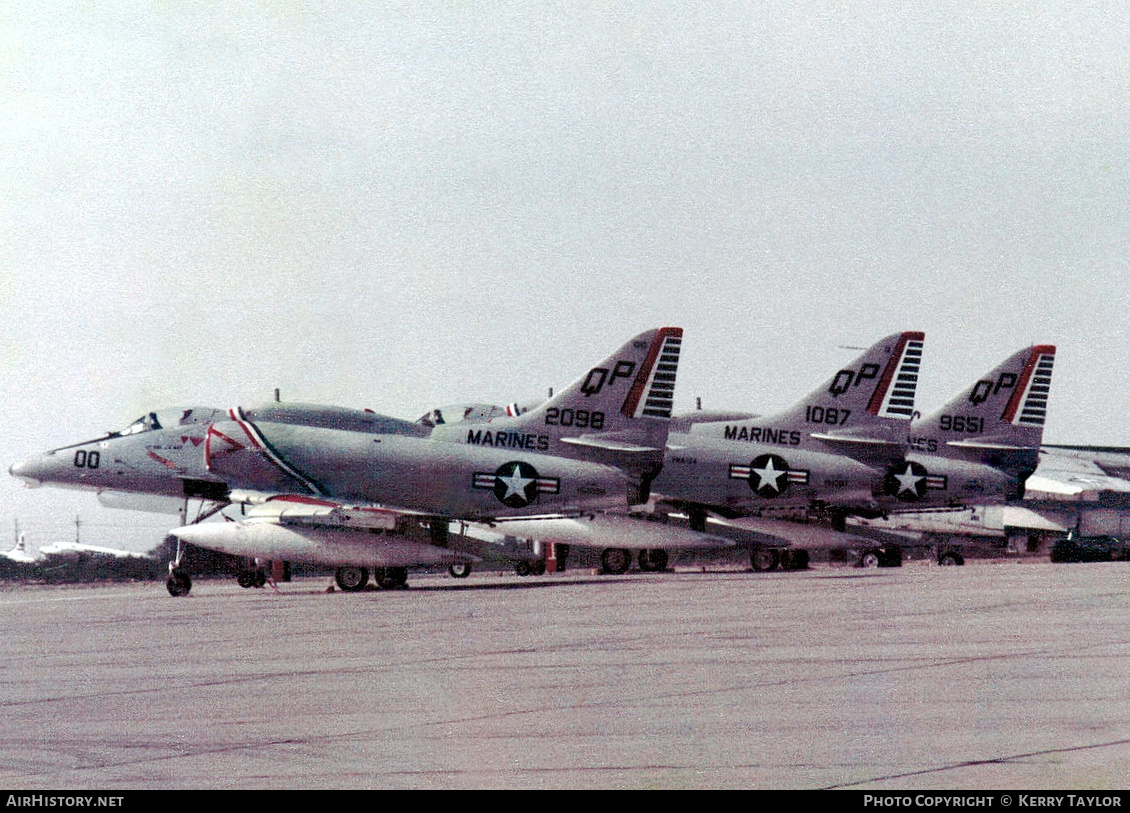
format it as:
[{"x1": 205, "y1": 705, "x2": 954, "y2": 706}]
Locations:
[
  {"x1": 682, "y1": 330, "x2": 924, "y2": 466},
  {"x1": 458, "y1": 336, "x2": 1055, "y2": 573},
  {"x1": 423, "y1": 333, "x2": 917, "y2": 572},
  {"x1": 684, "y1": 338, "x2": 1054, "y2": 515},
  {"x1": 662, "y1": 342, "x2": 1055, "y2": 567},
  {"x1": 12, "y1": 328, "x2": 684, "y2": 595}
]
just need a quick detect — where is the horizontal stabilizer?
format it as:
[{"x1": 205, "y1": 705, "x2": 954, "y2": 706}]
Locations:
[
  {"x1": 559, "y1": 435, "x2": 663, "y2": 454},
  {"x1": 808, "y1": 433, "x2": 905, "y2": 448},
  {"x1": 945, "y1": 439, "x2": 1037, "y2": 451}
]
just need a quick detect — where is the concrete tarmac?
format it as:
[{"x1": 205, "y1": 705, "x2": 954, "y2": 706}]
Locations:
[{"x1": 1, "y1": 560, "x2": 1128, "y2": 790}]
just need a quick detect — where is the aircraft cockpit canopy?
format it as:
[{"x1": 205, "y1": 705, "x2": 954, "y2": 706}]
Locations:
[
  {"x1": 114, "y1": 407, "x2": 225, "y2": 437},
  {"x1": 416, "y1": 403, "x2": 525, "y2": 428}
]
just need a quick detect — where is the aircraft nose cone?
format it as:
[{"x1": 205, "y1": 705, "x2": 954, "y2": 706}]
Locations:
[
  {"x1": 9, "y1": 458, "x2": 43, "y2": 487},
  {"x1": 169, "y1": 525, "x2": 203, "y2": 544}
]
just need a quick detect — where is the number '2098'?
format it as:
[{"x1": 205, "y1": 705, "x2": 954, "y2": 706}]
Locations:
[{"x1": 545, "y1": 408, "x2": 604, "y2": 429}]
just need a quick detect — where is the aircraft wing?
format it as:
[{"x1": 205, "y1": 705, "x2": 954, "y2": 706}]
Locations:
[
  {"x1": 1023, "y1": 448, "x2": 1130, "y2": 500},
  {"x1": 1024, "y1": 471, "x2": 1130, "y2": 499},
  {"x1": 1040, "y1": 445, "x2": 1130, "y2": 481}
]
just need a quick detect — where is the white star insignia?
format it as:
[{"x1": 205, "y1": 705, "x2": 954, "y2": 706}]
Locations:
[
  {"x1": 753, "y1": 458, "x2": 787, "y2": 492},
  {"x1": 497, "y1": 463, "x2": 535, "y2": 500},
  {"x1": 894, "y1": 464, "x2": 925, "y2": 495}
]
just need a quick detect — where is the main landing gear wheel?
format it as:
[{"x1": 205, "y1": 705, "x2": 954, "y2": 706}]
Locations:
[
  {"x1": 783, "y1": 549, "x2": 810, "y2": 571},
  {"x1": 600, "y1": 548, "x2": 632, "y2": 575},
  {"x1": 938, "y1": 552, "x2": 965, "y2": 566},
  {"x1": 166, "y1": 570, "x2": 192, "y2": 597},
  {"x1": 881, "y1": 547, "x2": 903, "y2": 567},
  {"x1": 375, "y1": 567, "x2": 408, "y2": 590},
  {"x1": 449, "y1": 562, "x2": 472, "y2": 579},
  {"x1": 531, "y1": 560, "x2": 546, "y2": 576},
  {"x1": 514, "y1": 561, "x2": 531, "y2": 577},
  {"x1": 638, "y1": 549, "x2": 669, "y2": 572},
  {"x1": 859, "y1": 551, "x2": 881, "y2": 569},
  {"x1": 750, "y1": 548, "x2": 780, "y2": 572},
  {"x1": 237, "y1": 570, "x2": 267, "y2": 589},
  {"x1": 335, "y1": 566, "x2": 369, "y2": 592}
]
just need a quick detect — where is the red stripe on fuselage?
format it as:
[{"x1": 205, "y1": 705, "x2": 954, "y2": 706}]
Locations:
[{"x1": 204, "y1": 425, "x2": 246, "y2": 472}]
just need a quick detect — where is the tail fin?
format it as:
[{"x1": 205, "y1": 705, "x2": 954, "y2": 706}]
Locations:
[
  {"x1": 690, "y1": 331, "x2": 923, "y2": 457},
  {"x1": 545, "y1": 325, "x2": 682, "y2": 425},
  {"x1": 910, "y1": 345, "x2": 1056, "y2": 467},
  {"x1": 772, "y1": 330, "x2": 924, "y2": 429},
  {"x1": 436, "y1": 328, "x2": 683, "y2": 499},
  {"x1": 439, "y1": 327, "x2": 682, "y2": 450}
]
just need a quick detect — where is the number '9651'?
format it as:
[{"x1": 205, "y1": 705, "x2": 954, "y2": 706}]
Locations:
[{"x1": 939, "y1": 415, "x2": 984, "y2": 433}]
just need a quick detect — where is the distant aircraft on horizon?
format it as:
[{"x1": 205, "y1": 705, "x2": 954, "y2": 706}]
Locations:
[
  {"x1": 37, "y1": 540, "x2": 151, "y2": 560},
  {"x1": 0, "y1": 533, "x2": 39, "y2": 564}
]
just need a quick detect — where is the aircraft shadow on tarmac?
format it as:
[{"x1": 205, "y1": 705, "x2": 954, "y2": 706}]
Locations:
[{"x1": 318, "y1": 574, "x2": 631, "y2": 594}]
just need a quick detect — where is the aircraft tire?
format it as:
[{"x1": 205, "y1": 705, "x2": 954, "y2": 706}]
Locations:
[
  {"x1": 783, "y1": 549, "x2": 810, "y2": 571},
  {"x1": 938, "y1": 552, "x2": 965, "y2": 566},
  {"x1": 166, "y1": 572, "x2": 192, "y2": 597},
  {"x1": 750, "y1": 548, "x2": 780, "y2": 572},
  {"x1": 514, "y1": 561, "x2": 531, "y2": 577},
  {"x1": 600, "y1": 548, "x2": 632, "y2": 575},
  {"x1": 638, "y1": 549, "x2": 669, "y2": 572},
  {"x1": 532, "y1": 560, "x2": 546, "y2": 576},
  {"x1": 335, "y1": 566, "x2": 369, "y2": 592},
  {"x1": 449, "y1": 563, "x2": 472, "y2": 579},
  {"x1": 237, "y1": 572, "x2": 254, "y2": 589},
  {"x1": 879, "y1": 547, "x2": 903, "y2": 567},
  {"x1": 859, "y1": 551, "x2": 880, "y2": 568},
  {"x1": 374, "y1": 567, "x2": 408, "y2": 589}
]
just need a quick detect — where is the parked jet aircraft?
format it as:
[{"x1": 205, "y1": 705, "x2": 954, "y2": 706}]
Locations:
[
  {"x1": 900, "y1": 344, "x2": 1055, "y2": 504},
  {"x1": 650, "y1": 343, "x2": 1055, "y2": 567},
  {"x1": 1, "y1": 533, "x2": 38, "y2": 564},
  {"x1": 12, "y1": 328, "x2": 685, "y2": 595},
  {"x1": 38, "y1": 540, "x2": 151, "y2": 560},
  {"x1": 8, "y1": 400, "x2": 617, "y2": 591},
  {"x1": 429, "y1": 333, "x2": 922, "y2": 572},
  {"x1": 174, "y1": 327, "x2": 683, "y2": 590},
  {"x1": 449, "y1": 338, "x2": 1056, "y2": 572},
  {"x1": 682, "y1": 330, "x2": 924, "y2": 466}
]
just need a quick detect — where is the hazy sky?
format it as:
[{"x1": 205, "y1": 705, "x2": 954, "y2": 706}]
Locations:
[{"x1": 3, "y1": 2, "x2": 1128, "y2": 551}]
